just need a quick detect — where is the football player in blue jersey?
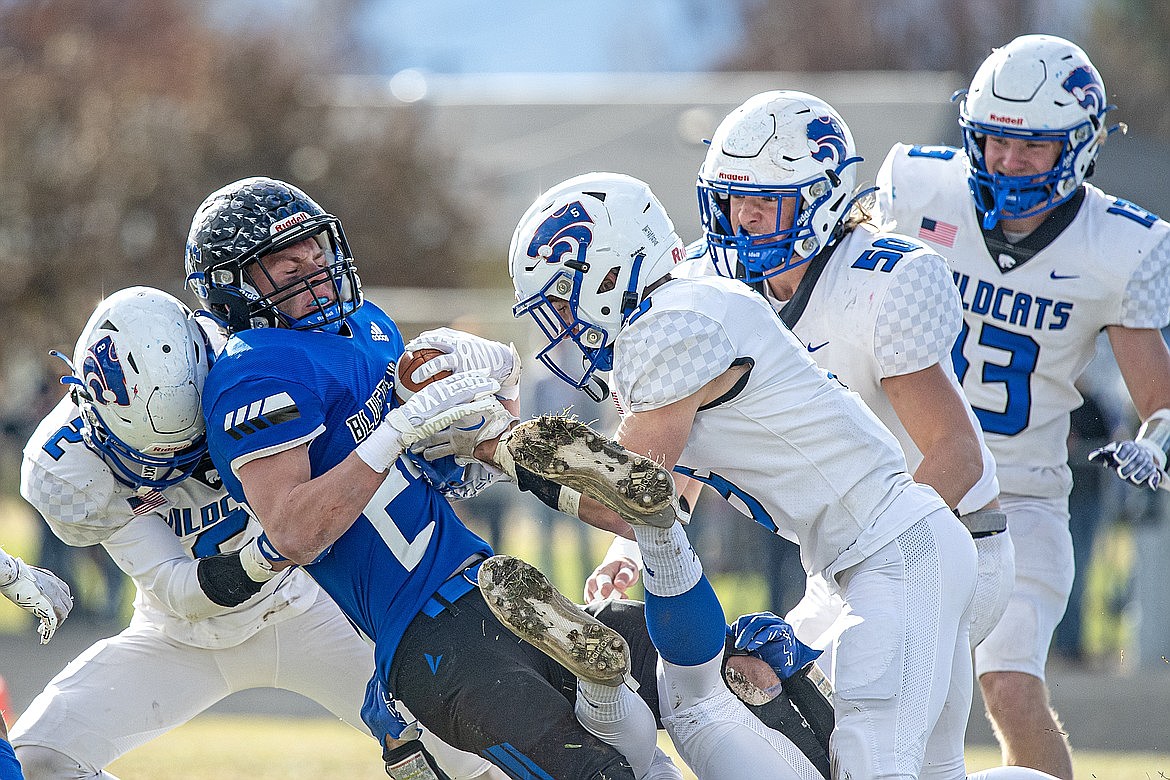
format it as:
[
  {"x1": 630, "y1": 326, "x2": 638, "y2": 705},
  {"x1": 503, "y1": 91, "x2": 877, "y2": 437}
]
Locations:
[
  {"x1": 14, "y1": 286, "x2": 502, "y2": 780},
  {"x1": 186, "y1": 176, "x2": 651, "y2": 780}
]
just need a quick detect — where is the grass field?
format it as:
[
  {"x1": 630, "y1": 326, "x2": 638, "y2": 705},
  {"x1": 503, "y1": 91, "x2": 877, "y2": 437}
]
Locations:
[{"x1": 104, "y1": 715, "x2": 1167, "y2": 779}]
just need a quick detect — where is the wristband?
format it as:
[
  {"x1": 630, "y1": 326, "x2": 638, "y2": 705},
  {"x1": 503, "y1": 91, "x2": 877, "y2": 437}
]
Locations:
[
  {"x1": 1135, "y1": 408, "x2": 1170, "y2": 469},
  {"x1": 354, "y1": 421, "x2": 405, "y2": 473},
  {"x1": 239, "y1": 534, "x2": 286, "y2": 582}
]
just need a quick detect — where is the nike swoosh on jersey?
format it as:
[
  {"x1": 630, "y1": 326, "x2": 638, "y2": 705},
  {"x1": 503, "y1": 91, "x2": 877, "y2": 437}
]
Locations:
[
  {"x1": 806, "y1": 341, "x2": 830, "y2": 352},
  {"x1": 1049, "y1": 271, "x2": 1080, "y2": 280}
]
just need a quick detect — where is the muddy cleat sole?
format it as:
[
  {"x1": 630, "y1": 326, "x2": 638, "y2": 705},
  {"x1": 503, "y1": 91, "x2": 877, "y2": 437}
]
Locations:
[
  {"x1": 500, "y1": 415, "x2": 678, "y2": 528},
  {"x1": 479, "y1": 554, "x2": 631, "y2": 687}
]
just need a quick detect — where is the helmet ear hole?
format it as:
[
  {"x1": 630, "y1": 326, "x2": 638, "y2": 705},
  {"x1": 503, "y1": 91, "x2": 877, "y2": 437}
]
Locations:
[{"x1": 596, "y1": 267, "x2": 621, "y2": 295}]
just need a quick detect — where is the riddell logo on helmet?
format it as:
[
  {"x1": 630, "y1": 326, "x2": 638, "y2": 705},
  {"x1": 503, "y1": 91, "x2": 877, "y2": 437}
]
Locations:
[
  {"x1": 989, "y1": 113, "x2": 1025, "y2": 126},
  {"x1": 717, "y1": 171, "x2": 753, "y2": 182},
  {"x1": 271, "y1": 212, "x2": 311, "y2": 234}
]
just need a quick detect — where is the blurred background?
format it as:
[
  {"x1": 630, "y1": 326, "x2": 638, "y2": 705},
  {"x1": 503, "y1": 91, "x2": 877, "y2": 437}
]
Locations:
[{"x1": 0, "y1": 0, "x2": 1169, "y2": 747}]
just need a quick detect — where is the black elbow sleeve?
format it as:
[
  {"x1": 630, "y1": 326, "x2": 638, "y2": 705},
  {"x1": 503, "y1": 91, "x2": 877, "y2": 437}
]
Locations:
[{"x1": 197, "y1": 551, "x2": 266, "y2": 607}]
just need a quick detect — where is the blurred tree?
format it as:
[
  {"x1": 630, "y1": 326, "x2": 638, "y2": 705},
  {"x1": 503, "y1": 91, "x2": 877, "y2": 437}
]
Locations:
[
  {"x1": 0, "y1": 0, "x2": 474, "y2": 417},
  {"x1": 718, "y1": 0, "x2": 1032, "y2": 75},
  {"x1": 1089, "y1": 0, "x2": 1170, "y2": 141},
  {"x1": 722, "y1": 0, "x2": 1170, "y2": 143}
]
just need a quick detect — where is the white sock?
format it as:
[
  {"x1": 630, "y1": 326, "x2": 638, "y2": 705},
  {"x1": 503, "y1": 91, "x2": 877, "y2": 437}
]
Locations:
[
  {"x1": 574, "y1": 681, "x2": 660, "y2": 778},
  {"x1": 632, "y1": 524, "x2": 703, "y2": 597}
]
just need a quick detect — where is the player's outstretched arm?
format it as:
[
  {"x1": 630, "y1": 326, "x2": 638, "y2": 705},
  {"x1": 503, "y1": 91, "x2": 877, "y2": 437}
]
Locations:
[{"x1": 0, "y1": 547, "x2": 72, "y2": 643}]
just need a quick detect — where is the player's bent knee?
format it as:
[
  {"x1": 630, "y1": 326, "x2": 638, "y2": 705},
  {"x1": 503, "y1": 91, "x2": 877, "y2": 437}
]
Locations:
[
  {"x1": 14, "y1": 744, "x2": 98, "y2": 779},
  {"x1": 662, "y1": 688, "x2": 823, "y2": 780}
]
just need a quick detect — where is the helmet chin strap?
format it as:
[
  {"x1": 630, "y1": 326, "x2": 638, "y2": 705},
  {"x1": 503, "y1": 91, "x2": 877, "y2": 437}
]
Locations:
[{"x1": 583, "y1": 373, "x2": 610, "y2": 403}]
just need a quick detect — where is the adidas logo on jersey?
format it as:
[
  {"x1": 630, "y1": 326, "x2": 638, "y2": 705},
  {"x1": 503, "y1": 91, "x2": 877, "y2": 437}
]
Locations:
[
  {"x1": 370, "y1": 323, "x2": 389, "y2": 342},
  {"x1": 222, "y1": 392, "x2": 301, "y2": 441}
]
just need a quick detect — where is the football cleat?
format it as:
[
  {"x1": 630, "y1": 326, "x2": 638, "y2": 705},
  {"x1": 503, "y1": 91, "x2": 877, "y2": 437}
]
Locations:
[
  {"x1": 479, "y1": 554, "x2": 631, "y2": 687},
  {"x1": 498, "y1": 415, "x2": 679, "y2": 528}
]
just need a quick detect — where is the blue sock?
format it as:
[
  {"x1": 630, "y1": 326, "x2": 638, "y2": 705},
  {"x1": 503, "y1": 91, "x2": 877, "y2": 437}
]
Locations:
[{"x1": 645, "y1": 574, "x2": 726, "y2": 666}]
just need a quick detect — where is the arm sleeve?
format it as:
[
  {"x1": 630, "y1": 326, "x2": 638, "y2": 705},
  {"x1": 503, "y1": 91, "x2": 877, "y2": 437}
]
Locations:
[
  {"x1": 100, "y1": 512, "x2": 246, "y2": 621},
  {"x1": 614, "y1": 309, "x2": 737, "y2": 412},
  {"x1": 874, "y1": 253, "x2": 962, "y2": 377},
  {"x1": 20, "y1": 465, "x2": 128, "y2": 547},
  {"x1": 1120, "y1": 232, "x2": 1170, "y2": 329}
]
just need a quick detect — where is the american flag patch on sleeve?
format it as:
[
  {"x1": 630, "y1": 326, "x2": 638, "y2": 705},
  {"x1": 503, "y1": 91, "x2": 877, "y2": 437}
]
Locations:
[
  {"x1": 918, "y1": 217, "x2": 958, "y2": 248},
  {"x1": 128, "y1": 491, "x2": 168, "y2": 515}
]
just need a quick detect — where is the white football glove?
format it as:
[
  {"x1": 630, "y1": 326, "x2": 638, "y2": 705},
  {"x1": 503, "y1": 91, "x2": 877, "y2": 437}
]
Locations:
[
  {"x1": 403, "y1": 328, "x2": 522, "y2": 401},
  {"x1": 1088, "y1": 439, "x2": 1166, "y2": 491},
  {"x1": 355, "y1": 371, "x2": 504, "y2": 473},
  {"x1": 409, "y1": 405, "x2": 519, "y2": 464},
  {"x1": 0, "y1": 548, "x2": 74, "y2": 644}
]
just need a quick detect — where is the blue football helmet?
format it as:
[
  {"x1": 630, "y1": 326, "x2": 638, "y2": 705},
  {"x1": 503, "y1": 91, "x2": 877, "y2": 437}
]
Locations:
[
  {"x1": 697, "y1": 90, "x2": 863, "y2": 283},
  {"x1": 60, "y1": 287, "x2": 213, "y2": 490},
  {"x1": 509, "y1": 172, "x2": 684, "y2": 393},
  {"x1": 957, "y1": 34, "x2": 1114, "y2": 229},
  {"x1": 184, "y1": 177, "x2": 362, "y2": 333}
]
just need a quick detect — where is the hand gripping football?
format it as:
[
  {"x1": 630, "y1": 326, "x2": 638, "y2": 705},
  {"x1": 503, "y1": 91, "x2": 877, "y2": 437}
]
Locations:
[{"x1": 394, "y1": 348, "x2": 453, "y2": 401}]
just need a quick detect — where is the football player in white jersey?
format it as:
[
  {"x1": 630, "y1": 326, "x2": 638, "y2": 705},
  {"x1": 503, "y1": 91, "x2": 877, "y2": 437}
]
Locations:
[
  {"x1": 670, "y1": 90, "x2": 1012, "y2": 658},
  {"x1": 11, "y1": 287, "x2": 501, "y2": 780},
  {"x1": 874, "y1": 35, "x2": 1170, "y2": 780},
  {"x1": 502, "y1": 172, "x2": 979, "y2": 779}
]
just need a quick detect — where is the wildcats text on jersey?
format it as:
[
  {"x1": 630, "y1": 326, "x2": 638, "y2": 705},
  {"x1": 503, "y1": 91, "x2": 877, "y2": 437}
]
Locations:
[{"x1": 953, "y1": 272, "x2": 1072, "y2": 331}]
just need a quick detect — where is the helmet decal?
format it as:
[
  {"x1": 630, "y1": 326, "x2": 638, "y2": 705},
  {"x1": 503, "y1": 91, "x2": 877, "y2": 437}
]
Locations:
[
  {"x1": 526, "y1": 201, "x2": 594, "y2": 268},
  {"x1": 1062, "y1": 66, "x2": 1105, "y2": 113},
  {"x1": 807, "y1": 115, "x2": 849, "y2": 165},
  {"x1": 82, "y1": 336, "x2": 131, "y2": 407},
  {"x1": 270, "y1": 211, "x2": 313, "y2": 235},
  {"x1": 509, "y1": 173, "x2": 684, "y2": 393}
]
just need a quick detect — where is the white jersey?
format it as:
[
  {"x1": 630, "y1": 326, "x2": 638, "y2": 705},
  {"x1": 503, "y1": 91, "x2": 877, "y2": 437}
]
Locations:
[
  {"x1": 679, "y1": 225, "x2": 999, "y2": 515},
  {"x1": 876, "y1": 144, "x2": 1170, "y2": 498},
  {"x1": 20, "y1": 396, "x2": 319, "y2": 648},
  {"x1": 611, "y1": 274, "x2": 948, "y2": 579}
]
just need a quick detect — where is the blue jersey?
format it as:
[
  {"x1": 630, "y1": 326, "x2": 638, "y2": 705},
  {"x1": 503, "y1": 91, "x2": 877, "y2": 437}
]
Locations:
[
  {"x1": 202, "y1": 303, "x2": 491, "y2": 676},
  {"x1": 0, "y1": 738, "x2": 22, "y2": 780}
]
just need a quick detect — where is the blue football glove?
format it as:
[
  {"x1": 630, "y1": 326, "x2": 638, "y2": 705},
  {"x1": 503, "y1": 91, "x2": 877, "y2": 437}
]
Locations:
[
  {"x1": 1088, "y1": 439, "x2": 1165, "y2": 491},
  {"x1": 728, "y1": 611, "x2": 822, "y2": 680},
  {"x1": 361, "y1": 675, "x2": 414, "y2": 743}
]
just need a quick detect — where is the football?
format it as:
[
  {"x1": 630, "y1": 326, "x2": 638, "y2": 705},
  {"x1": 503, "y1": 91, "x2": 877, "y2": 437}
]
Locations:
[{"x1": 394, "y1": 348, "x2": 452, "y2": 401}]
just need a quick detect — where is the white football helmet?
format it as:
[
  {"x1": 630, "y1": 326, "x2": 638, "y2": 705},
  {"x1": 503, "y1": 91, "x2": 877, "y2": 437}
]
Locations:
[
  {"x1": 509, "y1": 172, "x2": 684, "y2": 393},
  {"x1": 958, "y1": 34, "x2": 1113, "y2": 228},
  {"x1": 61, "y1": 287, "x2": 213, "y2": 490},
  {"x1": 697, "y1": 90, "x2": 863, "y2": 283}
]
